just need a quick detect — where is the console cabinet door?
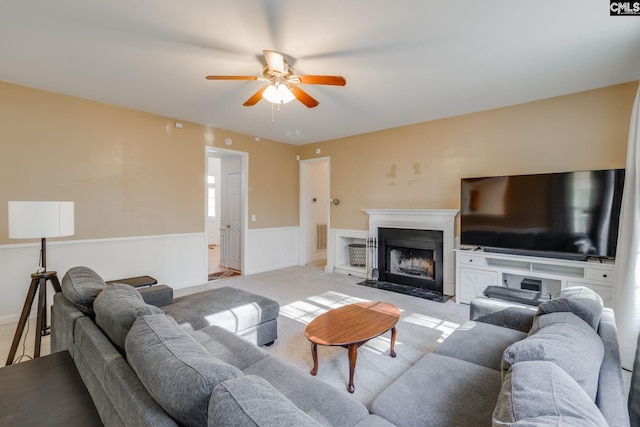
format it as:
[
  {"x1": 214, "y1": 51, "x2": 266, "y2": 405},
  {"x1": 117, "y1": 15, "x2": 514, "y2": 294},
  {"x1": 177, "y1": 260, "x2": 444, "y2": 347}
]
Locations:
[{"x1": 458, "y1": 267, "x2": 499, "y2": 304}]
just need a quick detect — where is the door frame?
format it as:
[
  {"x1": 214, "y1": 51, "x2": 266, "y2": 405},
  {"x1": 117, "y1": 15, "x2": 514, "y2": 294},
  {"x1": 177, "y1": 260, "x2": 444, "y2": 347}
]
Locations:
[
  {"x1": 299, "y1": 156, "x2": 331, "y2": 266},
  {"x1": 205, "y1": 147, "x2": 248, "y2": 275}
]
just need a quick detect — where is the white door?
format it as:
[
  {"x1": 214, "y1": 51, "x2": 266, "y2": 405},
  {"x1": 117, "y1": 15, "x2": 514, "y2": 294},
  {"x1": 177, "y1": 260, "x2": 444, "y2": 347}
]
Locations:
[
  {"x1": 206, "y1": 148, "x2": 246, "y2": 276},
  {"x1": 207, "y1": 157, "x2": 221, "y2": 246},
  {"x1": 299, "y1": 158, "x2": 330, "y2": 265},
  {"x1": 226, "y1": 172, "x2": 242, "y2": 271}
]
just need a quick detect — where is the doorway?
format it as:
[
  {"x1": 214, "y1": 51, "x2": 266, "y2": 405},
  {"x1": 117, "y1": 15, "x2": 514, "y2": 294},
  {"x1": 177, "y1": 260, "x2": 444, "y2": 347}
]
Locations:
[
  {"x1": 206, "y1": 147, "x2": 248, "y2": 277},
  {"x1": 299, "y1": 157, "x2": 330, "y2": 267}
]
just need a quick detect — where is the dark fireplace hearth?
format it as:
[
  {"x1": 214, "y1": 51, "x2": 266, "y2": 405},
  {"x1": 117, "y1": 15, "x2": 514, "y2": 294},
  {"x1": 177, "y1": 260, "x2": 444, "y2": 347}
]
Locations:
[{"x1": 359, "y1": 227, "x2": 448, "y2": 302}]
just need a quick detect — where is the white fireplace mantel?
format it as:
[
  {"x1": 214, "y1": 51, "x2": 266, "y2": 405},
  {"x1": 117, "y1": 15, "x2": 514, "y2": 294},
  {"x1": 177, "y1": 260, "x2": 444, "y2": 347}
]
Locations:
[{"x1": 364, "y1": 209, "x2": 459, "y2": 296}]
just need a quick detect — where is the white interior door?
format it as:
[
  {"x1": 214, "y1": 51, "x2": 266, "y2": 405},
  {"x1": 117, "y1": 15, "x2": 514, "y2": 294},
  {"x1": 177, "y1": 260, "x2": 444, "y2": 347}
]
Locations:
[
  {"x1": 299, "y1": 158, "x2": 330, "y2": 266},
  {"x1": 207, "y1": 157, "x2": 221, "y2": 246},
  {"x1": 207, "y1": 147, "x2": 246, "y2": 275},
  {"x1": 226, "y1": 172, "x2": 242, "y2": 271}
]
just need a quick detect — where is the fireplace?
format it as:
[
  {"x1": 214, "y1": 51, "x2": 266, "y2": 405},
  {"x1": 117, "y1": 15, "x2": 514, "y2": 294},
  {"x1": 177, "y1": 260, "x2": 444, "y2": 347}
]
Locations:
[
  {"x1": 351, "y1": 209, "x2": 457, "y2": 300},
  {"x1": 378, "y1": 228, "x2": 444, "y2": 294}
]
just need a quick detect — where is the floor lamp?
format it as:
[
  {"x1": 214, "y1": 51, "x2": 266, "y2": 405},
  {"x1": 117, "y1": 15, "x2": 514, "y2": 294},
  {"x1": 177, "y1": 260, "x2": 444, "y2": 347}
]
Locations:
[{"x1": 6, "y1": 201, "x2": 74, "y2": 365}]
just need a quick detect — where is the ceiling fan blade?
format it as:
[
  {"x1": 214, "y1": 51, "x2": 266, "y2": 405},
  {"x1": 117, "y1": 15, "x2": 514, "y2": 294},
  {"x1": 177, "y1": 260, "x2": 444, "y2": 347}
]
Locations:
[
  {"x1": 243, "y1": 85, "x2": 268, "y2": 106},
  {"x1": 295, "y1": 75, "x2": 346, "y2": 86},
  {"x1": 263, "y1": 50, "x2": 286, "y2": 74},
  {"x1": 290, "y1": 85, "x2": 319, "y2": 108},
  {"x1": 206, "y1": 75, "x2": 258, "y2": 81}
]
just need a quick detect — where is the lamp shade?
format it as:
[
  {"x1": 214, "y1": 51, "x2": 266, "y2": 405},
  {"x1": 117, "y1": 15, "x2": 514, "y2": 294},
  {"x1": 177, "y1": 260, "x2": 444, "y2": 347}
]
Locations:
[
  {"x1": 8, "y1": 201, "x2": 75, "y2": 239},
  {"x1": 262, "y1": 84, "x2": 295, "y2": 104}
]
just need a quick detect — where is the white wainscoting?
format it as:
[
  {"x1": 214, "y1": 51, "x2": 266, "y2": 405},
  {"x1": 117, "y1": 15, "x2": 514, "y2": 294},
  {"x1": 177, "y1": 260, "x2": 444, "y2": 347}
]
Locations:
[
  {"x1": 244, "y1": 227, "x2": 299, "y2": 275},
  {"x1": 0, "y1": 233, "x2": 207, "y2": 324}
]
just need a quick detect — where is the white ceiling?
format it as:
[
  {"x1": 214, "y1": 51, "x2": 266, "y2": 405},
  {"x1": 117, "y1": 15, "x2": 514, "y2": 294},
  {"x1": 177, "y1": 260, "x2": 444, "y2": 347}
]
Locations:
[{"x1": 1, "y1": 1, "x2": 639, "y2": 145}]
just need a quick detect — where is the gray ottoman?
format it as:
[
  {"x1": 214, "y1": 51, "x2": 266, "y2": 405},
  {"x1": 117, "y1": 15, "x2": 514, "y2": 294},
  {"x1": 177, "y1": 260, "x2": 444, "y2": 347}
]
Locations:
[{"x1": 163, "y1": 286, "x2": 279, "y2": 347}]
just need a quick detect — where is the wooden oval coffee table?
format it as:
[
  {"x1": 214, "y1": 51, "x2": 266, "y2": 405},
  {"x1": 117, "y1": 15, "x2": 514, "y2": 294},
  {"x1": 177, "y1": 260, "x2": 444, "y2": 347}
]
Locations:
[{"x1": 304, "y1": 301, "x2": 400, "y2": 393}]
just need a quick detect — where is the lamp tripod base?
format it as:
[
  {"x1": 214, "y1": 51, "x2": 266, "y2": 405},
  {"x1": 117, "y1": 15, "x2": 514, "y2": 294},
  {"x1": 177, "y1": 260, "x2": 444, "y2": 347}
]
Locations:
[{"x1": 5, "y1": 271, "x2": 61, "y2": 365}]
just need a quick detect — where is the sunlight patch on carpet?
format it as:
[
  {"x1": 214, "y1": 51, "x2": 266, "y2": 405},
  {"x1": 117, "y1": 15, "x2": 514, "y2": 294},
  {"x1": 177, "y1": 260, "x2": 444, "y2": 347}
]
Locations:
[
  {"x1": 280, "y1": 300, "x2": 328, "y2": 324},
  {"x1": 307, "y1": 291, "x2": 370, "y2": 309},
  {"x1": 360, "y1": 335, "x2": 393, "y2": 355},
  {"x1": 279, "y1": 291, "x2": 409, "y2": 355},
  {"x1": 281, "y1": 291, "x2": 372, "y2": 325},
  {"x1": 402, "y1": 312, "x2": 459, "y2": 343}
]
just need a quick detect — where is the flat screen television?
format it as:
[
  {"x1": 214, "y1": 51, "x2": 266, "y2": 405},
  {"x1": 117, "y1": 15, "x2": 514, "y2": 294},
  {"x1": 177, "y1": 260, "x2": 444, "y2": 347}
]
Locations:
[{"x1": 460, "y1": 169, "x2": 625, "y2": 261}]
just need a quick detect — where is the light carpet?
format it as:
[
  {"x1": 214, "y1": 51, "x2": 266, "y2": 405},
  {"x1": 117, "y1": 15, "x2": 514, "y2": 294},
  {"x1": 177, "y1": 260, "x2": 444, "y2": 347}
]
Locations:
[{"x1": 183, "y1": 265, "x2": 470, "y2": 408}]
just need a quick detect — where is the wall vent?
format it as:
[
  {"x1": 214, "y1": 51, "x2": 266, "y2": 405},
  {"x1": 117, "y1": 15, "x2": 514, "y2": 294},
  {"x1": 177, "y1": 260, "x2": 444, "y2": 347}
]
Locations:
[{"x1": 316, "y1": 224, "x2": 327, "y2": 250}]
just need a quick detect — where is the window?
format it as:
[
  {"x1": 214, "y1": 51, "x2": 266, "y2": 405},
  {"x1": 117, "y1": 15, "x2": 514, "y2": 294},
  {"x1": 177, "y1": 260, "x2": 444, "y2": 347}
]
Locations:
[{"x1": 207, "y1": 175, "x2": 216, "y2": 217}]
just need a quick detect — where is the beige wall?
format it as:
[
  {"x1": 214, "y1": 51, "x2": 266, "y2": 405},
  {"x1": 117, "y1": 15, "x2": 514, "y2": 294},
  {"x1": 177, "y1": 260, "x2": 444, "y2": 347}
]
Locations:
[
  {"x1": 202, "y1": 128, "x2": 299, "y2": 229},
  {"x1": 299, "y1": 82, "x2": 637, "y2": 231},
  {"x1": 1, "y1": 80, "x2": 636, "y2": 246},
  {"x1": 0, "y1": 81, "x2": 298, "y2": 245}
]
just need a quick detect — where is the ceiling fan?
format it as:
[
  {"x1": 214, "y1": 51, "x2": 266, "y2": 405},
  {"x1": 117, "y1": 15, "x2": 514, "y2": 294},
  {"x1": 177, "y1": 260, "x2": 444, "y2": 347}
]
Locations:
[{"x1": 206, "y1": 50, "x2": 346, "y2": 108}]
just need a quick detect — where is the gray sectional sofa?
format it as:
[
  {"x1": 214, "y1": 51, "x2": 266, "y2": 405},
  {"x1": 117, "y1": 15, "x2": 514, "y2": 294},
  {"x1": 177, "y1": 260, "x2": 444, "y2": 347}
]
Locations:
[
  {"x1": 52, "y1": 266, "x2": 629, "y2": 426},
  {"x1": 371, "y1": 287, "x2": 630, "y2": 426},
  {"x1": 51, "y1": 266, "x2": 386, "y2": 427}
]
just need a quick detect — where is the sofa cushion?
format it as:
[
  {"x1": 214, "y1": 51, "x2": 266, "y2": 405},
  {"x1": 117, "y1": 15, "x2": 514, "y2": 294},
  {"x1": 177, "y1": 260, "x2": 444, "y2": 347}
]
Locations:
[
  {"x1": 61, "y1": 266, "x2": 107, "y2": 315},
  {"x1": 371, "y1": 353, "x2": 502, "y2": 427},
  {"x1": 493, "y1": 361, "x2": 608, "y2": 426},
  {"x1": 208, "y1": 375, "x2": 321, "y2": 427},
  {"x1": 434, "y1": 320, "x2": 527, "y2": 371},
  {"x1": 137, "y1": 284, "x2": 174, "y2": 307},
  {"x1": 125, "y1": 314, "x2": 243, "y2": 427},
  {"x1": 191, "y1": 325, "x2": 270, "y2": 370},
  {"x1": 502, "y1": 312, "x2": 604, "y2": 400},
  {"x1": 556, "y1": 285, "x2": 604, "y2": 305},
  {"x1": 536, "y1": 286, "x2": 604, "y2": 330},
  {"x1": 94, "y1": 283, "x2": 163, "y2": 352},
  {"x1": 242, "y1": 356, "x2": 370, "y2": 427}
]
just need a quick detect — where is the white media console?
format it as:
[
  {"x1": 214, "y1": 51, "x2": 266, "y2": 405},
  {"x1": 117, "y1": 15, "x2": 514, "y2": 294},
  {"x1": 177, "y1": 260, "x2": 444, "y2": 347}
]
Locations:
[{"x1": 455, "y1": 249, "x2": 615, "y2": 307}]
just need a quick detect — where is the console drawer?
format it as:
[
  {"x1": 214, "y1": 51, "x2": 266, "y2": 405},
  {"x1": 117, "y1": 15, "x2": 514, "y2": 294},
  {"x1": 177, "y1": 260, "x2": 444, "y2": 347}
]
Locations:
[
  {"x1": 458, "y1": 254, "x2": 485, "y2": 267},
  {"x1": 584, "y1": 268, "x2": 614, "y2": 283}
]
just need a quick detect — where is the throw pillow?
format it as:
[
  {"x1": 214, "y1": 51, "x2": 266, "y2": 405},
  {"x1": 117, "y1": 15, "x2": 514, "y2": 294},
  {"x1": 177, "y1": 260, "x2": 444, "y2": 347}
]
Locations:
[
  {"x1": 61, "y1": 266, "x2": 107, "y2": 316},
  {"x1": 536, "y1": 286, "x2": 604, "y2": 330},
  {"x1": 502, "y1": 312, "x2": 604, "y2": 401},
  {"x1": 94, "y1": 283, "x2": 163, "y2": 353},
  {"x1": 125, "y1": 314, "x2": 243, "y2": 427},
  {"x1": 209, "y1": 375, "x2": 321, "y2": 427},
  {"x1": 556, "y1": 285, "x2": 604, "y2": 305},
  {"x1": 493, "y1": 361, "x2": 608, "y2": 426}
]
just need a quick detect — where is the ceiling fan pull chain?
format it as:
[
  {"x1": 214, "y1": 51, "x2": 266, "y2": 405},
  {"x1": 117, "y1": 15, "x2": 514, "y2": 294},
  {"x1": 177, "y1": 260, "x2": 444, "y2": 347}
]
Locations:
[{"x1": 270, "y1": 102, "x2": 284, "y2": 124}]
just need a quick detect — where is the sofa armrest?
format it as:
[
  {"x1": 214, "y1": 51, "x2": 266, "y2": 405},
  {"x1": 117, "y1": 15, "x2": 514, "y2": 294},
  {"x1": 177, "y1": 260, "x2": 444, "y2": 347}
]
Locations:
[
  {"x1": 597, "y1": 308, "x2": 631, "y2": 427},
  {"x1": 138, "y1": 285, "x2": 174, "y2": 307},
  {"x1": 469, "y1": 297, "x2": 537, "y2": 333}
]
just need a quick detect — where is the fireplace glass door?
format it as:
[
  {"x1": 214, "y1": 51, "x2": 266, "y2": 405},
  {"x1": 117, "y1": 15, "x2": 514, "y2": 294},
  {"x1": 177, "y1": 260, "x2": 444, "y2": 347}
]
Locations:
[
  {"x1": 388, "y1": 247, "x2": 435, "y2": 279},
  {"x1": 378, "y1": 228, "x2": 444, "y2": 293}
]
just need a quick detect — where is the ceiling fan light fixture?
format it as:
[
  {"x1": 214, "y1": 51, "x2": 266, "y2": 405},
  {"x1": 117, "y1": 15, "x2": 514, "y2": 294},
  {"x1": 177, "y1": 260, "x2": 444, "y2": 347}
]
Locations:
[{"x1": 262, "y1": 83, "x2": 295, "y2": 104}]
